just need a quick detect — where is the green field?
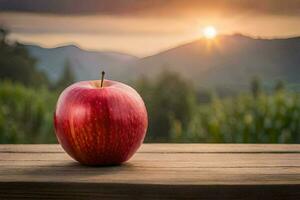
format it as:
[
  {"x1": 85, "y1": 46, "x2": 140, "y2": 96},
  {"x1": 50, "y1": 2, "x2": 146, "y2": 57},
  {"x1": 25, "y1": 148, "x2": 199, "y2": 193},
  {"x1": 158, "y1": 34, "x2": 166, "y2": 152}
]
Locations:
[{"x1": 1, "y1": 76, "x2": 299, "y2": 144}]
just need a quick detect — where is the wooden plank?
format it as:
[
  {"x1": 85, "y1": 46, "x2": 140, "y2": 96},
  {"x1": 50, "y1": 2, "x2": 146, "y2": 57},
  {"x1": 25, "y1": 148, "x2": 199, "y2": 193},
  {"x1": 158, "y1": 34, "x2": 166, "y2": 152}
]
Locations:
[
  {"x1": 0, "y1": 166, "x2": 299, "y2": 184},
  {"x1": 140, "y1": 144, "x2": 300, "y2": 153},
  {"x1": 1, "y1": 144, "x2": 300, "y2": 153},
  {"x1": 0, "y1": 144, "x2": 299, "y2": 199},
  {"x1": 0, "y1": 144, "x2": 63, "y2": 153},
  {"x1": 1, "y1": 153, "x2": 300, "y2": 167},
  {"x1": 0, "y1": 183, "x2": 299, "y2": 200},
  {"x1": 0, "y1": 182, "x2": 299, "y2": 200}
]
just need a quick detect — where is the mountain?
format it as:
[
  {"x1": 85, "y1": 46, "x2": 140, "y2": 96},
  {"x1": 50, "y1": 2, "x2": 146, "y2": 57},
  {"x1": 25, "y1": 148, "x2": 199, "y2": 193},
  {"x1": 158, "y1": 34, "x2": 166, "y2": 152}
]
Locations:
[
  {"x1": 26, "y1": 34, "x2": 300, "y2": 91},
  {"x1": 129, "y1": 34, "x2": 300, "y2": 90},
  {"x1": 26, "y1": 44, "x2": 138, "y2": 82}
]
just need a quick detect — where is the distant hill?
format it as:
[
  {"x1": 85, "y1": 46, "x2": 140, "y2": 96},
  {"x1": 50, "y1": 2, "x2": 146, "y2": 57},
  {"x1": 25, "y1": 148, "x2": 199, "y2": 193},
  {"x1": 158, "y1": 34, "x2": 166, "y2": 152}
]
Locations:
[
  {"x1": 130, "y1": 34, "x2": 300, "y2": 91},
  {"x1": 25, "y1": 34, "x2": 300, "y2": 91},
  {"x1": 26, "y1": 44, "x2": 138, "y2": 82}
]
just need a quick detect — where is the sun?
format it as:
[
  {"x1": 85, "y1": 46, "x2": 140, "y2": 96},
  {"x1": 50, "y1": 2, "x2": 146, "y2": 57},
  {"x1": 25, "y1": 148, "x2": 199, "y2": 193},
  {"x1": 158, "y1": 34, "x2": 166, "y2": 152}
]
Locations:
[{"x1": 203, "y1": 26, "x2": 217, "y2": 39}]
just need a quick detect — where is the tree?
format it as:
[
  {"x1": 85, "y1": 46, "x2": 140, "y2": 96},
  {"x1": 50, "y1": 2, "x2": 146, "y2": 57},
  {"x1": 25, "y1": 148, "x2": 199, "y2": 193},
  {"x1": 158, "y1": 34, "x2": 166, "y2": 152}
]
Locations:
[
  {"x1": 134, "y1": 71, "x2": 197, "y2": 141},
  {"x1": 274, "y1": 80, "x2": 285, "y2": 93},
  {"x1": 55, "y1": 59, "x2": 76, "y2": 90},
  {"x1": 250, "y1": 76, "x2": 262, "y2": 98},
  {"x1": 0, "y1": 27, "x2": 9, "y2": 43},
  {"x1": 0, "y1": 27, "x2": 49, "y2": 87}
]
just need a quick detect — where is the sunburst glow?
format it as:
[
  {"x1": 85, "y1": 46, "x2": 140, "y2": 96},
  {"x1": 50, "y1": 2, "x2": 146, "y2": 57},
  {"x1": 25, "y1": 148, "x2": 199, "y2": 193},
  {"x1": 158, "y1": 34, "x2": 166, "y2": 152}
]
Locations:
[{"x1": 203, "y1": 26, "x2": 217, "y2": 39}]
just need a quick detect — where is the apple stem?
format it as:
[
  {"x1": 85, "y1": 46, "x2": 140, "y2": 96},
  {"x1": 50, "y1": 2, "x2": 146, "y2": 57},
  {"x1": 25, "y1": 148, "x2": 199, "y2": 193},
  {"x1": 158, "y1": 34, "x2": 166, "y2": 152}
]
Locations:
[{"x1": 101, "y1": 71, "x2": 105, "y2": 88}]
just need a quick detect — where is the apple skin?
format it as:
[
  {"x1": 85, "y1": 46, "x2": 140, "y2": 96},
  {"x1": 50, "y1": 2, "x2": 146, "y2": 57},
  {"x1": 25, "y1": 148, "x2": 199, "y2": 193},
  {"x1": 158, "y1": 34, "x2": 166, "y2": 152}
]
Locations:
[{"x1": 54, "y1": 80, "x2": 148, "y2": 165}]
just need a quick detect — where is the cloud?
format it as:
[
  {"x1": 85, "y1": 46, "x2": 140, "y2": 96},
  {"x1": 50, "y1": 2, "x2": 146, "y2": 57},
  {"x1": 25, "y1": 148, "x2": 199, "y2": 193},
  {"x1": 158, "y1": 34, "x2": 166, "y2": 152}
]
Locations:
[
  {"x1": 0, "y1": 0, "x2": 300, "y2": 17},
  {"x1": 0, "y1": 12, "x2": 189, "y2": 36}
]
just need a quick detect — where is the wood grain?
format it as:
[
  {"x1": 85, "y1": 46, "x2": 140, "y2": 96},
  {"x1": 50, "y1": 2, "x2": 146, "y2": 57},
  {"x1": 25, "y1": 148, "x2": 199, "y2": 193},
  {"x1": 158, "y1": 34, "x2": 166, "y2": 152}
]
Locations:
[{"x1": 0, "y1": 144, "x2": 299, "y2": 199}]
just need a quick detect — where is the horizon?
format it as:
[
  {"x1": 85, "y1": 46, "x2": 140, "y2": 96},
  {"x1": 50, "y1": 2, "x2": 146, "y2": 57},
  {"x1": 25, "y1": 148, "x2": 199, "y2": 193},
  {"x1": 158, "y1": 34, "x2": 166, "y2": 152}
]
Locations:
[{"x1": 18, "y1": 33, "x2": 300, "y2": 58}]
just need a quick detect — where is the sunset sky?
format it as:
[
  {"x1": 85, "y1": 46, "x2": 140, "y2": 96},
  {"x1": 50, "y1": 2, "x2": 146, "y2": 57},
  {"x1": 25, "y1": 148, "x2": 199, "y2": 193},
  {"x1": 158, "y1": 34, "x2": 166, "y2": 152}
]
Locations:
[{"x1": 1, "y1": 0, "x2": 300, "y2": 56}]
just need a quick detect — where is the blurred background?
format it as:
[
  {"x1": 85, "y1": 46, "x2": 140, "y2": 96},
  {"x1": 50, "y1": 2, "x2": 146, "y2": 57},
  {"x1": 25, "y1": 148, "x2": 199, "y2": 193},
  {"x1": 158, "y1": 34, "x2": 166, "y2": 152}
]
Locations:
[{"x1": 0, "y1": 0, "x2": 300, "y2": 143}]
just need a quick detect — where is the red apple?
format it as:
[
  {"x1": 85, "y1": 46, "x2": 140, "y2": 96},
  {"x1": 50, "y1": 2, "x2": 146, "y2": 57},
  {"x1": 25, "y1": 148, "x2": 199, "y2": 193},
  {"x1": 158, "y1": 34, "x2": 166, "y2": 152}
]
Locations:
[{"x1": 54, "y1": 74, "x2": 148, "y2": 165}]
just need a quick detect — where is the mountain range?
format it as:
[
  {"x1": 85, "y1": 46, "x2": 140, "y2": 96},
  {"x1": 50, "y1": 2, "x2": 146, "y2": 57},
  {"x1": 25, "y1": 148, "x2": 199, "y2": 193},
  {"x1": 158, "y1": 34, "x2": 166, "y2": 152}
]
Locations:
[
  {"x1": 26, "y1": 44, "x2": 138, "y2": 82},
  {"x1": 26, "y1": 34, "x2": 300, "y2": 91}
]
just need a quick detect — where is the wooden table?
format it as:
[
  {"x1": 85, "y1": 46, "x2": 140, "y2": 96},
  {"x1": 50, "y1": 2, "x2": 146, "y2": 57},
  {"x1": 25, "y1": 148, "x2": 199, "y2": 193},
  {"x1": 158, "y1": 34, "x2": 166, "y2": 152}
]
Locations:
[{"x1": 0, "y1": 144, "x2": 299, "y2": 199}]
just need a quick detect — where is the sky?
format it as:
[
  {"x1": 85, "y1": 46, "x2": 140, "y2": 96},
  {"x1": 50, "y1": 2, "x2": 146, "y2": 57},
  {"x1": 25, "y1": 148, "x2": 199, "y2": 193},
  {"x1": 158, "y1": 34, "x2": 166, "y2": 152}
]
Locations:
[{"x1": 1, "y1": 0, "x2": 300, "y2": 57}]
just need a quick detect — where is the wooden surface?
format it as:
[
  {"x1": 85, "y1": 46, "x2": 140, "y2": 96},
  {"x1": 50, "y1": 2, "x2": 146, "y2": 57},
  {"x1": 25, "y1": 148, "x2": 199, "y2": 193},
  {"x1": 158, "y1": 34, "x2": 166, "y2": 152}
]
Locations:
[{"x1": 0, "y1": 144, "x2": 299, "y2": 199}]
